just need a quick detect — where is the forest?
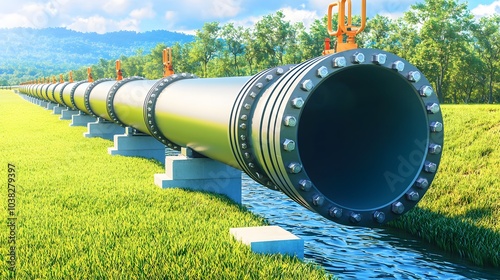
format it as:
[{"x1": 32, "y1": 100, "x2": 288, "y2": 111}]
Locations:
[{"x1": 6, "y1": 0, "x2": 500, "y2": 104}]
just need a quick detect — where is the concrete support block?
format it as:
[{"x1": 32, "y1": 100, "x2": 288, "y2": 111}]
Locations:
[
  {"x1": 60, "y1": 109, "x2": 79, "y2": 120},
  {"x1": 46, "y1": 102, "x2": 56, "y2": 110},
  {"x1": 230, "y1": 226, "x2": 304, "y2": 259},
  {"x1": 53, "y1": 105, "x2": 65, "y2": 115},
  {"x1": 39, "y1": 100, "x2": 48, "y2": 108},
  {"x1": 70, "y1": 111, "x2": 96, "y2": 127},
  {"x1": 84, "y1": 118, "x2": 126, "y2": 140},
  {"x1": 154, "y1": 148, "x2": 242, "y2": 204},
  {"x1": 108, "y1": 127, "x2": 166, "y2": 164}
]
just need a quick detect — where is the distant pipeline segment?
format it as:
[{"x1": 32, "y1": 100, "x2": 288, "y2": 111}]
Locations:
[{"x1": 17, "y1": 49, "x2": 444, "y2": 227}]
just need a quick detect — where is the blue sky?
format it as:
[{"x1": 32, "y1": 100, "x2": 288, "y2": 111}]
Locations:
[{"x1": 0, "y1": 0, "x2": 498, "y2": 34}]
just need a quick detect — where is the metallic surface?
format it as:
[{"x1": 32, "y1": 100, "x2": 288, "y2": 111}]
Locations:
[{"x1": 17, "y1": 49, "x2": 444, "y2": 227}]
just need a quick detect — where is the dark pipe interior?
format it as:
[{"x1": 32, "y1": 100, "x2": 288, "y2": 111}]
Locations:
[{"x1": 298, "y1": 65, "x2": 428, "y2": 210}]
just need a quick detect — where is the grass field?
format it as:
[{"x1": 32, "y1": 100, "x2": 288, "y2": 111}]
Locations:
[
  {"x1": 390, "y1": 105, "x2": 500, "y2": 267},
  {"x1": 1, "y1": 90, "x2": 499, "y2": 277},
  {"x1": 0, "y1": 90, "x2": 333, "y2": 279}
]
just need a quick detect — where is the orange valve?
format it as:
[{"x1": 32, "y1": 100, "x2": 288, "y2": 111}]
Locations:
[
  {"x1": 87, "y1": 67, "x2": 94, "y2": 83},
  {"x1": 324, "y1": 0, "x2": 366, "y2": 54},
  {"x1": 163, "y1": 48, "x2": 174, "y2": 77},
  {"x1": 116, "y1": 60, "x2": 123, "y2": 81},
  {"x1": 59, "y1": 74, "x2": 64, "y2": 83},
  {"x1": 69, "y1": 71, "x2": 74, "y2": 83}
]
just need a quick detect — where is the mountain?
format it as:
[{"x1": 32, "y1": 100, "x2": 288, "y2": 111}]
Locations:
[{"x1": 0, "y1": 27, "x2": 194, "y2": 85}]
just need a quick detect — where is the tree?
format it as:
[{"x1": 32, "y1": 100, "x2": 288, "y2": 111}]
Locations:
[
  {"x1": 221, "y1": 23, "x2": 245, "y2": 76},
  {"x1": 473, "y1": 15, "x2": 500, "y2": 104},
  {"x1": 404, "y1": 0, "x2": 474, "y2": 103},
  {"x1": 254, "y1": 11, "x2": 293, "y2": 68},
  {"x1": 190, "y1": 22, "x2": 222, "y2": 77}
]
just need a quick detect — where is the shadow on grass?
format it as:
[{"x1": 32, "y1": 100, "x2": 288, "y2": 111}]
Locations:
[{"x1": 389, "y1": 207, "x2": 500, "y2": 268}]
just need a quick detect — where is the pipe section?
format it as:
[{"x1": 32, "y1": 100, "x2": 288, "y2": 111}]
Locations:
[{"x1": 18, "y1": 49, "x2": 444, "y2": 227}]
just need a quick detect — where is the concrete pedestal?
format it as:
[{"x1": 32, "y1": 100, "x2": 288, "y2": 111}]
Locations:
[
  {"x1": 70, "y1": 112, "x2": 96, "y2": 127},
  {"x1": 46, "y1": 102, "x2": 56, "y2": 110},
  {"x1": 154, "y1": 148, "x2": 242, "y2": 204},
  {"x1": 230, "y1": 226, "x2": 304, "y2": 259},
  {"x1": 60, "y1": 109, "x2": 79, "y2": 120},
  {"x1": 53, "y1": 105, "x2": 65, "y2": 115},
  {"x1": 108, "y1": 127, "x2": 166, "y2": 164},
  {"x1": 84, "y1": 118, "x2": 126, "y2": 140},
  {"x1": 39, "y1": 100, "x2": 48, "y2": 108}
]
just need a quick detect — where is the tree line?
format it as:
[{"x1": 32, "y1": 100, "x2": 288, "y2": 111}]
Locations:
[{"x1": 68, "y1": 0, "x2": 499, "y2": 104}]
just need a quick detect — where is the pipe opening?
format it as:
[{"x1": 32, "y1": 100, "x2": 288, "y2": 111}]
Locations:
[{"x1": 298, "y1": 65, "x2": 428, "y2": 210}]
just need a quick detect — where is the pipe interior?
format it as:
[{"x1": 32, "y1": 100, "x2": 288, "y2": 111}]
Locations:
[{"x1": 298, "y1": 65, "x2": 428, "y2": 210}]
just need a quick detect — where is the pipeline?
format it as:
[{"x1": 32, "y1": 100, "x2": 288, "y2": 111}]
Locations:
[
  {"x1": 17, "y1": 49, "x2": 443, "y2": 227},
  {"x1": 0, "y1": 85, "x2": 19, "y2": 90}
]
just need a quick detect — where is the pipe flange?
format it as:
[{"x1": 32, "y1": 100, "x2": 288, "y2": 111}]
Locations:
[
  {"x1": 58, "y1": 82, "x2": 73, "y2": 107},
  {"x1": 107, "y1": 76, "x2": 145, "y2": 126},
  {"x1": 268, "y1": 49, "x2": 444, "y2": 227},
  {"x1": 84, "y1": 78, "x2": 114, "y2": 117},
  {"x1": 49, "y1": 83, "x2": 62, "y2": 102},
  {"x1": 230, "y1": 66, "x2": 293, "y2": 190},
  {"x1": 143, "y1": 73, "x2": 197, "y2": 150},
  {"x1": 69, "y1": 80, "x2": 88, "y2": 110}
]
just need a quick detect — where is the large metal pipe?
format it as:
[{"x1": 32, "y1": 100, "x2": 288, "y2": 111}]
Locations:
[{"x1": 18, "y1": 49, "x2": 444, "y2": 227}]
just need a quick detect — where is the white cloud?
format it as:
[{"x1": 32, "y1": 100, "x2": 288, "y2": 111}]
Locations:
[
  {"x1": 67, "y1": 15, "x2": 139, "y2": 33},
  {"x1": 102, "y1": 0, "x2": 131, "y2": 15},
  {"x1": 472, "y1": 1, "x2": 500, "y2": 17},
  {"x1": 130, "y1": 4, "x2": 155, "y2": 20},
  {"x1": 281, "y1": 6, "x2": 320, "y2": 29},
  {"x1": 180, "y1": 0, "x2": 242, "y2": 19},
  {"x1": 0, "y1": 13, "x2": 33, "y2": 28}
]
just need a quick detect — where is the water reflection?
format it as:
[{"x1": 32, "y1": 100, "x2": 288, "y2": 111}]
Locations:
[{"x1": 242, "y1": 175, "x2": 500, "y2": 279}]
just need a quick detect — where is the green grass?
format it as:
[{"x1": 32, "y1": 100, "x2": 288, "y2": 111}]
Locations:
[
  {"x1": 0, "y1": 90, "x2": 333, "y2": 279},
  {"x1": 390, "y1": 105, "x2": 500, "y2": 267}
]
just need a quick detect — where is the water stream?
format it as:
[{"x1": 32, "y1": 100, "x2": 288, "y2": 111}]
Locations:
[{"x1": 241, "y1": 175, "x2": 500, "y2": 279}]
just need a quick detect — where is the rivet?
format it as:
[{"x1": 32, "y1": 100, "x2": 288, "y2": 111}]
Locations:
[
  {"x1": 256, "y1": 172, "x2": 263, "y2": 179},
  {"x1": 352, "y1": 52, "x2": 365, "y2": 63},
  {"x1": 372, "y1": 53, "x2": 387, "y2": 65},
  {"x1": 288, "y1": 162, "x2": 302, "y2": 174},
  {"x1": 424, "y1": 161, "x2": 437, "y2": 173},
  {"x1": 256, "y1": 83, "x2": 263, "y2": 89},
  {"x1": 266, "y1": 75, "x2": 273, "y2": 81},
  {"x1": 240, "y1": 115, "x2": 248, "y2": 121},
  {"x1": 406, "y1": 191, "x2": 420, "y2": 202},
  {"x1": 427, "y1": 103, "x2": 440, "y2": 114},
  {"x1": 313, "y1": 195, "x2": 324, "y2": 206},
  {"x1": 317, "y1": 66, "x2": 329, "y2": 78},
  {"x1": 284, "y1": 116, "x2": 297, "y2": 127},
  {"x1": 392, "y1": 61, "x2": 405, "y2": 72},
  {"x1": 244, "y1": 103, "x2": 251, "y2": 110},
  {"x1": 350, "y1": 213, "x2": 362, "y2": 223},
  {"x1": 419, "y1": 86, "x2": 433, "y2": 97},
  {"x1": 276, "y1": 68, "x2": 284, "y2": 75},
  {"x1": 244, "y1": 152, "x2": 250, "y2": 159},
  {"x1": 240, "y1": 123, "x2": 247, "y2": 129},
  {"x1": 429, "y1": 143, "x2": 442, "y2": 154},
  {"x1": 430, "y1": 122, "x2": 443, "y2": 133},
  {"x1": 299, "y1": 180, "x2": 312, "y2": 191},
  {"x1": 333, "y1": 57, "x2": 347, "y2": 68},
  {"x1": 241, "y1": 143, "x2": 247, "y2": 149},
  {"x1": 240, "y1": 135, "x2": 246, "y2": 141},
  {"x1": 248, "y1": 163, "x2": 255, "y2": 168},
  {"x1": 250, "y1": 92, "x2": 257, "y2": 98},
  {"x1": 408, "y1": 71, "x2": 421, "y2": 83},
  {"x1": 283, "y1": 139, "x2": 296, "y2": 151},
  {"x1": 392, "y1": 202, "x2": 405, "y2": 214},
  {"x1": 291, "y1": 98, "x2": 304, "y2": 109},
  {"x1": 329, "y1": 207, "x2": 342, "y2": 218},
  {"x1": 301, "y1": 80, "x2": 314, "y2": 92},
  {"x1": 373, "y1": 211, "x2": 386, "y2": 223},
  {"x1": 415, "y1": 178, "x2": 429, "y2": 189}
]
